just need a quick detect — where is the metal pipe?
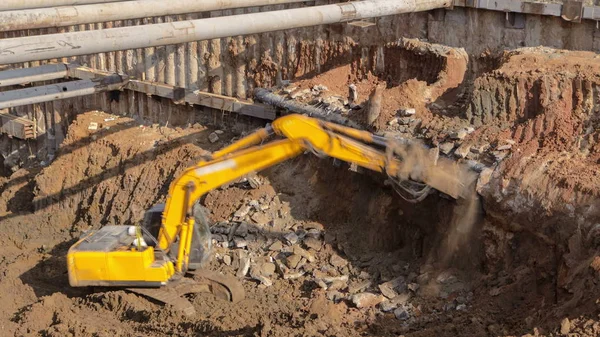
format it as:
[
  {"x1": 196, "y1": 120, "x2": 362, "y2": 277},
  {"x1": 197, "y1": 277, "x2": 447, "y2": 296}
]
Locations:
[
  {"x1": 0, "y1": 0, "x2": 310, "y2": 32},
  {"x1": 0, "y1": 0, "x2": 131, "y2": 11},
  {"x1": 0, "y1": 64, "x2": 68, "y2": 87},
  {"x1": 0, "y1": 0, "x2": 451, "y2": 65},
  {"x1": 0, "y1": 74, "x2": 126, "y2": 109}
]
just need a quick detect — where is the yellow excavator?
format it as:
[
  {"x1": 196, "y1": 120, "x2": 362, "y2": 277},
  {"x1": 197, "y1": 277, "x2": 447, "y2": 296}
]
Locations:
[{"x1": 67, "y1": 114, "x2": 473, "y2": 315}]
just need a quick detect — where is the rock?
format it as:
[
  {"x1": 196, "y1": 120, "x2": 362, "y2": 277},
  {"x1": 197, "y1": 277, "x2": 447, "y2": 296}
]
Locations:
[
  {"x1": 492, "y1": 151, "x2": 508, "y2": 161},
  {"x1": 312, "y1": 84, "x2": 328, "y2": 93},
  {"x1": 260, "y1": 262, "x2": 276, "y2": 276},
  {"x1": 208, "y1": 132, "x2": 220, "y2": 143},
  {"x1": 322, "y1": 275, "x2": 349, "y2": 284},
  {"x1": 253, "y1": 275, "x2": 273, "y2": 287},
  {"x1": 439, "y1": 142, "x2": 455, "y2": 155},
  {"x1": 450, "y1": 129, "x2": 468, "y2": 140},
  {"x1": 305, "y1": 222, "x2": 324, "y2": 231},
  {"x1": 470, "y1": 143, "x2": 489, "y2": 154},
  {"x1": 330, "y1": 254, "x2": 348, "y2": 268},
  {"x1": 235, "y1": 222, "x2": 249, "y2": 237},
  {"x1": 454, "y1": 144, "x2": 471, "y2": 158},
  {"x1": 284, "y1": 232, "x2": 299, "y2": 245},
  {"x1": 407, "y1": 283, "x2": 420, "y2": 292},
  {"x1": 214, "y1": 130, "x2": 224, "y2": 135},
  {"x1": 251, "y1": 212, "x2": 270, "y2": 224},
  {"x1": 351, "y1": 292, "x2": 385, "y2": 308},
  {"x1": 303, "y1": 237, "x2": 322, "y2": 251},
  {"x1": 283, "y1": 271, "x2": 305, "y2": 280},
  {"x1": 326, "y1": 290, "x2": 344, "y2": 302},
  {"x1": 400, "y1": 108, "x2": 416, "y2": 116},
  {"x1": 443, "y1": 302, "x2": 456, "y2": 311},
  {"x1": 223, "y1": 255, "x2": 232, "y2": 266},
  {"x1": 248, "y1": 200, "x2": 260, "y2": 209},
  {"x1": 348, "y1": 84, "x2": 358, "y2": 103},
  {"x1": 367, "y1": 84, "x2": 385, "y2": 126},
  {"x1": 233, "y1": 237, "x2": 248, "y2": 248},
  {"x1": 349, "y1": 280, "x2": 372, "y2": 294},
  {"x1": 380, "y1": 300, "x2": 399, "y2": 312},
  {"x1": 329, "y1": 280, "x2": 347, "y2": 291},
  {"x1": 234, "y1": 206, "x2": 251, "y2": 219},
  {"x1": 316, "y1": 279, "x2": 328, "y2": 289},
  {"x1": 237, "y1": 257, "x2": 250, "y2": 278},
  {"x1": 88, "y1": 122, "x2": 99, "y2": 130},
  {"x1": 456, "y1": 304, "x2": 467, "y2": 311},
  {"x1": 560, "y1": 318, "x2": 571, "y2": 335},
  {"x1": 496, "y1": 144, "x2": 512, "y2": 151},
  {"x1": 283, "y1": 86, "x2": 297, "y2": 94},
  {"x1": 293, "y1": 246, "x2": 315, "y2": 263},
  {"x1": 388, "y1": 118, "x2": 399, "y2": 126},
  {"x1": 286, "y1": 254, "x2": 302, "y2": 269},
  {"x1": 290, "y1": 88, "x2": 311, "y2": 99},
  {"x1": 268, "y1": 241, "x2": 283, "y2": 251},
  {"x1": 393, "y1": 307, "x2": 410, "y2": 321},
  {"x1": 379, "y1": 283, "x2": 398, "y2": 299}
]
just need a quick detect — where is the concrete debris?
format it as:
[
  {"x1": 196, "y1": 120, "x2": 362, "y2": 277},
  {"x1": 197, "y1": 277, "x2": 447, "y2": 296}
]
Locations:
[
  {"x1": 378, "y1": 277, "x2": 406, "y2": 298},
  {"x1": 283, "y1": 86, "x2": 297, "y2": 94},
  {"x1": 436, "y1": 272, "x2": 457, "y2": 284},
  {"x1": 326, "y1": 290, "x2": 345, "y2": 302},
  {"x1": 399, "y1": 108, "x2": 416, "y2": 116},
  {"x1": 293, "y1": 246, "x2": 315, "y2": 263},
  {"x1": 380, "y1": 300, "x2": 399, "y2": 312},
  {"x1": 348, "y1": 84, "x2": 358, "y2": 104},
  {"x1": 351, "y1": 292, "x2": 385, "y2": 308},
  {"x1": 388, "y1": 118, "x2": 399, "y2": 126},
  {"x1": 439, "y1": 142, "x2": 455, "y2": 155},
  {"x1": 234, "y1": 206, "x2": 251, "y2": 219},
  {"x1": 253, "y1": 274, "x2": 273, "y2": 287},
  {"x1": 223, "y1": 255, "x2": 232, "y2": 266},
  {"x1": 393, "y1": 307, "x2": 410, "y2": 321},
  {"x1": 248, "y1": 200, "x2": 260, "y2": 210},
  {"x1": 456, "y1": 304, "x2": 467, "y2": 311},
  {"x1": 303, "y1": 237, "x2": 322, "y2": 251},
  {"x1": 316, "y1": 279, "x2": 328, "y2": 289},
  {"x1": 214, "y1": 130, "x2": 224, "y2": 135},
  {"x1": 470, "y1": 143, "x2": 489, "y2": 154},
  {"x1": 560, "y1": 317, "x2": 571, "y2": 335},
  {"x1": 268, "y1": 240, "x2": 283, "y2": 251},
  {"x1": 379, "y1": 283, "x2": 398, "y2": 299},
  {"x1": 283, "y1": 271, "x2": 305, "y2": 280},
  {"x1": 234, "y1": 237, "x2": 248, "y2": 248},
  {"x1": 328, "y1": 280, "x2": 348, "y2": 291},
  {"x1": 330, "y1": 254, "x2": 348, "y2": 268},
  {"x1": 260, "y1": 262, "x2": 276, "y2": 277},
  {"x1": 88, "y1": 122, "x2": 99, "y2": 130},
  {"x1": 496, "y1": 144, "x2": 512, "y2": 151},
  {"x1": 285, "y1": 254, "x2": 302, "y2": 269},
  {"x1": 312, "y1": 84, "x2": 328, "y2": 93},
  {"x1": 237, "y1": 256, "x2": 251, "y2": 278},
  {"x1": 407, "y1": 283, "x2": 420, "y2": 292},
  {"x1": 322, "y1": 275, "x2": 349, "y2": 284},
  {"x1": 450, "y1": 129, "x2": 468, "y2": 140},
  {"x1": 454, "y1": 143, "x2": 471, "y2": 158},
  {"x1": 284, "y1": 232, "x2": 299, "y2": 245},
  {"x1": 290, "y1": 88, "x2": 311, "y2": 99},
  {"x1": 208, "y1": 132, "x2": 220, "y2": 143},
  {"x1": 349, "y1": 280, "x2": 372, "y2": 294},
  {"x1": 251, "y1": 212, "x2": 270, "y2": 224}
]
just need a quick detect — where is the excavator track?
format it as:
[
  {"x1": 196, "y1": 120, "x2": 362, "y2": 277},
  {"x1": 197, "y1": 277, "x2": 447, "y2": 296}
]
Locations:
[{"x1": 126, "y1": 270, "x2": 244, "y2": 316}]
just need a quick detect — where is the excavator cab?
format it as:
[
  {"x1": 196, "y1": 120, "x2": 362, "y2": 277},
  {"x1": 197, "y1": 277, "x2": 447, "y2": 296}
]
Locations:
[{"x1": 142, "y1": 203, "x2": 212, "y2": 270}]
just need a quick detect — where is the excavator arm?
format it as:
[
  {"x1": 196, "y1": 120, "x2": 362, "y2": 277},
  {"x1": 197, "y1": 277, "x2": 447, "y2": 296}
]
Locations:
[{"x1": 156, "y1": 114, "x2": 468, "y2": 272}]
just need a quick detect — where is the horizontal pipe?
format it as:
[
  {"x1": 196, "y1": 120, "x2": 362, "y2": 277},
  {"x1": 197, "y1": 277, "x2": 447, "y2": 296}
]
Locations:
[
  {"x1": 0, "y1": 0, "x2": 451, "y2": 65},
  {"x1": 0, "y1": 0, "x2": 310, "y2": 32},
  {"x1": 0, "y1": 75, "x2": 126, "y2": 109},
  {"x1": 0, "y1": 64, "x2": 68, "y2": 87},
  {"x1": 0, "y1": 0, "x2": 132, "y2": 11}
]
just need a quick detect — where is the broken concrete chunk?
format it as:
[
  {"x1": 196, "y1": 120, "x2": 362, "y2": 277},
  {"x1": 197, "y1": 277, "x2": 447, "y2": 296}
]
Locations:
[
  {"x1": 236, "y1": 257, "x2": 251, "y2": 278},
  {"x1": 348, "y1": 84, "x2": 358, "y2": 103},
  {"x1": 351, "y1": 292, "x2": 385, "y2": 308},
  {"x1": 454, "y1": 144, "x2": 471, "y2": 158},
  {"x1": 496, "y1": 144, "x2": 512, "y2": 151},
  {"x1": 303, "y1": 237, "x2": 322, "y2": 251},
  {"x1": 88, "y1": 122, "x2": 99, "y2": 130},
  {"x1": 293, "y1": 246, "x2": 315, "y2": 263},
  {"x1": 214, "y1": 130, "x2": 224, "y2": 135},
  {"x1": 284, "y1": 232, "x2": 299, "y2": 245},
  {"x1": 233, "y1": 237, "x2": 248, "y2": 248},
  {"x1": 407, "y1": 283, "x2": 420, "y2": 292},
  {"x1": 234, "y1": 206, "x2": 251, "y2": 219},
  {"x1": 283, "y1": 271, "x2": 305, "y2": 280},
  {"x1": 322, "y1": 275, "x2": 349, "y2": 284},
  {"x1": 285, "y1": 254, "x2": 302, "y2": 269},
  {"x1": 268, "y1": 240, "x2": 283, "y2": 252},
  {"x1": 208, "y1": 132, "x2": 219, "y2": 143},
  {"x1": 330, "y1": 254, "x2": 348, "y2": 268},
  {"x1": 450, "y1": 129, "x2": 468, "y2": 140},
  {"x1": 349, "y1": 280, "x2": 372, "y2": 294},
  {"x1": 378, "y1": 283, "x2": 398, "y2": 299},
  {"x1": 393, "y1": 307, "x2": 410, "y2": 321},
  {"x1": 326, "y1": 290, "x2": 345, "y2": 302},
  {"x1": 560, "y1": 317, "x2": 571, "y2": 335},
  {"x1": 223, "y1": 255, "x2": 232, "y2": 266},
  {"x1": 439, "y1": 142, "x2": 455, "y2": 155},
  {"x1": 253, "y1": 274, "x2": 273, "y2": 287},
  {"x1": 251, "y1": 212, "x2": 270, "y2": 224},
  {"x1": 399, "y1": 108, "x2": 416, "y2": 116},
  {"x1": 380, "y1": 300, "x2": 399, "y2": 312}
]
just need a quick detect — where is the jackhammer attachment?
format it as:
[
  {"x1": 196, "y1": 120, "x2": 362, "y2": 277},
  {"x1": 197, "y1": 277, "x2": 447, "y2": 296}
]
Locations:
[{"x1": 126, "y1": 270, "x2": 245, "y2": 316}]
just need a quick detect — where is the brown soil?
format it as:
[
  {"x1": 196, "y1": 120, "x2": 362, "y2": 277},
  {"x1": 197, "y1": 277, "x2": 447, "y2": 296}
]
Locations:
[{"x1": 2, "y1": 46, "x2": 600, "y2": 337}]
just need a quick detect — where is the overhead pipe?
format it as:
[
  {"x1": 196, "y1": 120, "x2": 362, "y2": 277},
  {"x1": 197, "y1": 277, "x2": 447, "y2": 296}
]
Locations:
[
  {"x1": 0, "y1": 0, "x2": 132, "y2": 12},
  {"x1": 0, "y1": 64, "x2": 69, "y2": 87},
  {"x1": 0, "y1": 0, "x2": 451, "y2": 65},
  {"x1": 0, "y1": 0, "x2": 310, "y2": 32},
  {"x1": 0, "y1": 74, "x2": 126, "y2": 109}
]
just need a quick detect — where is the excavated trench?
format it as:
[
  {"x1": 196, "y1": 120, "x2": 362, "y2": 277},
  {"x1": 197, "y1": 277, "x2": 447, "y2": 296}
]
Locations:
[{"x1": 1, "y1": 39, "x2": 600, "y2": 337}]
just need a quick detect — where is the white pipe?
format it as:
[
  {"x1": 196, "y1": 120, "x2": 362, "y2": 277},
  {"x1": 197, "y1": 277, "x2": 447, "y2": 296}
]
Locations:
[
  {"x1": 0, "y1": 0, "x2": 450, "y2": 65},
  {"x1": 0, "y1": 0, "x2": 132, "y2": 11},
  {"x1": 0, "y1": 75, "x2": 126, "y2": 109},
  {"x1": 0, "y1": 64, "x2": 69, "y2": 87},
  {"x1": 0, "y1": 0, "x2": 310, "y2": 31}
]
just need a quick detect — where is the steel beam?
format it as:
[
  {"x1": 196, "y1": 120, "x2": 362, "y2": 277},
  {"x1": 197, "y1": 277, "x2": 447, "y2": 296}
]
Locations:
[
  {"x1": 0, "y1": 75, "x2": 126, "y2": 109},
  {"x1": 0, "y1": 0, "x2": 451, "y2": 65},
  {"x1": 0, "y1": 0, "x2": 310, "y2": 32},
  {"x1": 0, "y1": 64, "x2": 69, "y2": 87}
]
